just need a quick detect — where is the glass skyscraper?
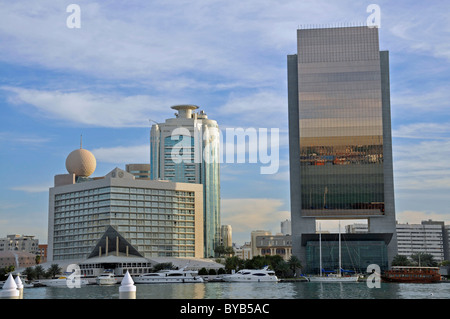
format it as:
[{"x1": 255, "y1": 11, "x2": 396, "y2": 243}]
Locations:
[
  {"x1": 150, "y1": 105, "x2": 221, "y2": 258},
  {"x1": 288, "y1": 26, "x2": 397, "y2": 271}
]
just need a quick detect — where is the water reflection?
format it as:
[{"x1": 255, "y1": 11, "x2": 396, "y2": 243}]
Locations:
[{"x1": 21, "y1": 282, "x2": 450, "y2": 300}]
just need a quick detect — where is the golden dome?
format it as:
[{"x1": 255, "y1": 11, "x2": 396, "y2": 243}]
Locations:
[{"x1": 65, "y1": 148, "x2": 96, "y2": 177}]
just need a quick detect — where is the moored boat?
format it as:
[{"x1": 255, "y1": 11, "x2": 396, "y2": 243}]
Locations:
[
  {"x1": 381, "y1": 266, "x2": 441, "y2": 283},
  {"x1": 222, "y1": 267, "x2": 278, "y2": 282},
  {"x1": 42, "y1": 274, "x2": 89, "y2": 287},
  {"x1": 96, "y1": 270, "x2": 117, "y2": 285},
  {"x1": 134, "y1": 268, "x2": 203, "y2": 284}
]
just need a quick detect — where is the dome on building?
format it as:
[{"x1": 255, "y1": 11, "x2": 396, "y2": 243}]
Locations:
[{"x1": 65, "y1": 148, "x2": 96, "y2": 177}]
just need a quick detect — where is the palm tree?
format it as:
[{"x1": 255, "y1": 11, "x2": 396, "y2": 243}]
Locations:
[
  {"x1": 410, "y1": 253, "x2": 437, "y2": 267},
  {"x1": 34, "y1": 265, "x2": 46, "y2": 279},
  {"x1": 391, "y1": 254, "x2": 411, "y2": 266},
  {"x1": 46, "y1": 264, "x2": 62, "y2": 278},
  {"x1": 288, "y1": 256, "x2": 302, "y2": 276}
]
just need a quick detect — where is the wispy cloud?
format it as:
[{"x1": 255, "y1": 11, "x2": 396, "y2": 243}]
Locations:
[
  {"x1": 2, "y1": 86, "x2": 176, "y2": 127},
  {"x1": 10, "y1": 184, "x2": 51, "y2": 193},
  {"x1": 92, "y1": 144, "x2": 150, "y2": 164},
  {"x1": 393, "y1": 122, "x2": 450, "y2": 139}
]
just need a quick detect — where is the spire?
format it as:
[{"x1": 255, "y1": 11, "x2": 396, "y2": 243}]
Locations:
[{"x1": 80, "y1": 134, "x2": 83, "y2": 149}]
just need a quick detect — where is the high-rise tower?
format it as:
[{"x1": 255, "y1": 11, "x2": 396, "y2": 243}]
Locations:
[
  {"x1": 150, "y1": 105, "x2": 221, "y2": 258},
  {"x1": 288, "y1": 26, "x2": 397, "y2": 272}
]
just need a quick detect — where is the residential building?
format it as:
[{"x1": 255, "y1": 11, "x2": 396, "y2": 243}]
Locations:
[
  {"x1": 396, "y1": 220, "x2": 445, "y2": 262},
  {"x1": 0, "y1": 235, "x2": 39, "y2": 254}
]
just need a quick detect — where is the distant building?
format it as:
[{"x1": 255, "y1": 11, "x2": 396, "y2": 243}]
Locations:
[
  {"x1": 48, "y1": 146, "x2": 204, "y2": 261},
  {"x1": 0, "y1": 235, "x2": 39, "y2": 254},
  {"x1": 281, "y1": 220, "x2": 291, "y2": 235},
  {"x1": 396, "y1": 220, "x2": 446, "y2": 262},
  {"x1": 348, "y1": 220, "x2": 450, "y2": 262},
  {"x1": 126, "y1": 164, "x2": 151, "y2": 180},
  {"x1": 221, "y1": 225, "x2": 232, "y2": 248},
  {"x1": 346, "y1": 224, "x2": 369, "y2": 234},
  {"x1": 0, "y1": 251, "x2": 37, "y2": 269},
  {"x1": 250, "y1": 230, "x2": 271, "y2": 258},
  {"x1": 255, "y1": 234, "x2": 292, "y2": 261},
  {"x1": 38, "y1": 244, "x2": 48, "y2": 263}
]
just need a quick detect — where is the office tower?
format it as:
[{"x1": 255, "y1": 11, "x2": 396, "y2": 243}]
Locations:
[
  {"x1": 221, "y1": 225, "x2": 232, "y2": 248},
  {"x1": 288, "y1": 26, "x2": 397, "y2": 272},
  {"x1": 150, "y1": 105, "x2": 220, "y2": 257},
  {"x1": 48, "y1": 147, "x2": 204, "y2": 261}
]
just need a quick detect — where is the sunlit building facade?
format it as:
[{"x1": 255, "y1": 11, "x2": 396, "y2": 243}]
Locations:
[
  {"x1": 150, "y1": 105, "x2": 221, "y2": 258},
  {"x1": 288, "y1": 26, "x2": 397, "y2": 272},
  {"x1": 49, "y1": 157, "x2": 204, "y2": 261}
]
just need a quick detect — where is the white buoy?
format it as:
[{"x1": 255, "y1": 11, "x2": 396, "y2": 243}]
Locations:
[
  {"x1": 119, "y1": 271, "x2": 136, "y2": 299},
  {"x1": 0, "y1": 274, "x2": 19, "y2": 299},
  {"x1": 15, "y1": 275, "x2": 24, "y2": 299}
]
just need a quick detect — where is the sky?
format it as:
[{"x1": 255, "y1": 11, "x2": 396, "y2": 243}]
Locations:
[{"x1": 0, "y1": 1, "x2": 450, "y2": 246}]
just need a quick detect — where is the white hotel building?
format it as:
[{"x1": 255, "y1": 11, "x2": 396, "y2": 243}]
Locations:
[{"x1": 48, "y1": 146, "x2": 204, "y2": 262}]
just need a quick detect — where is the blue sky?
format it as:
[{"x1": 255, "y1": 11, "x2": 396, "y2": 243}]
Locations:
[{"x1": 1, "y1": 1, "x2": 450, "y2": 246}]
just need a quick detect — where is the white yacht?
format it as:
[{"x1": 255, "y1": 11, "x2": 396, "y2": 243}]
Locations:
[
  {"x1": 43, "y1": 274, "x2": 89, "y2": 287},
  {"x1": 134, "y1": 268, "x2": 204, "y2": 284},
  {"x1": 222, "y1": 267, "x2": 278, "y2": 282},
  {"x1": 96, "y1": 270, "x2": 117, "y2": 285}
]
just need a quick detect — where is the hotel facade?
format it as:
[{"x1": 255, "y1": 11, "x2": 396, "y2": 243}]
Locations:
[{"x1": 48, "y1": 148, "x2": 203, "y2": 262}]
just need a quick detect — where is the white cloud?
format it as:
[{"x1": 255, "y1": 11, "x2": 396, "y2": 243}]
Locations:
[
  {"x1": 2, "y1": 86, "x2": 176, "y2": 127},
  {"x1": 393, "y1": 122, "x2": 450, "y2": 140},
  {"x1": 92, "y1": 144, "x2": 150, "y2": 164},
  {"x1": 10, "y1": 184, "x2": 51, "y2": 193},
  {"x1": 396, "y1": 210, "x2": 450, "y2": 224}
]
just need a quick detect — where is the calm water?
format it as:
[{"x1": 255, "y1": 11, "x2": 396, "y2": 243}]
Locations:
[{"x1": 22, "y1": 281, "x2": 450, "y2": 299}]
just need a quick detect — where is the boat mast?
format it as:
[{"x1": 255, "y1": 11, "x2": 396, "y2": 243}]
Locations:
[
  {"x1": 338, "y1": 221, "x2": 341, "y2": 277},
  {"x1": 319, "y1": 222, "x2": 322, "y2": 277}
]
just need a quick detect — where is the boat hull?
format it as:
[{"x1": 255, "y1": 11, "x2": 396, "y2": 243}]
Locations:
[
  {"x1": 134, "y1": 277, "x2": 203, "y2": 284},
  {"x1": 222, "y1": 277, "x2": 278, "y2": 282},
  {"x1": 308, "y1": 276, "x2": 359, "y2": 282},
  {"x1": 381, "y1": 267, "x2": 441, "y2": 283}
]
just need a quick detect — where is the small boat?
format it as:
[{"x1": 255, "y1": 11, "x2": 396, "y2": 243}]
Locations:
[
  {"x1": 222, "y1": 267, "x2": 278, "y2": 282},
  {"x1": 43, "y1": 273, "x2": 89, "y2": 287},
  {"x1": 96, "y1": 270, "x2": 117, "y2": 285},
  {"x1": 381, "y1": 266, "x2": 441, "y2": 283},
  {"x1": 134, "y1": 268, "x2": 204, "y2": 284}
]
